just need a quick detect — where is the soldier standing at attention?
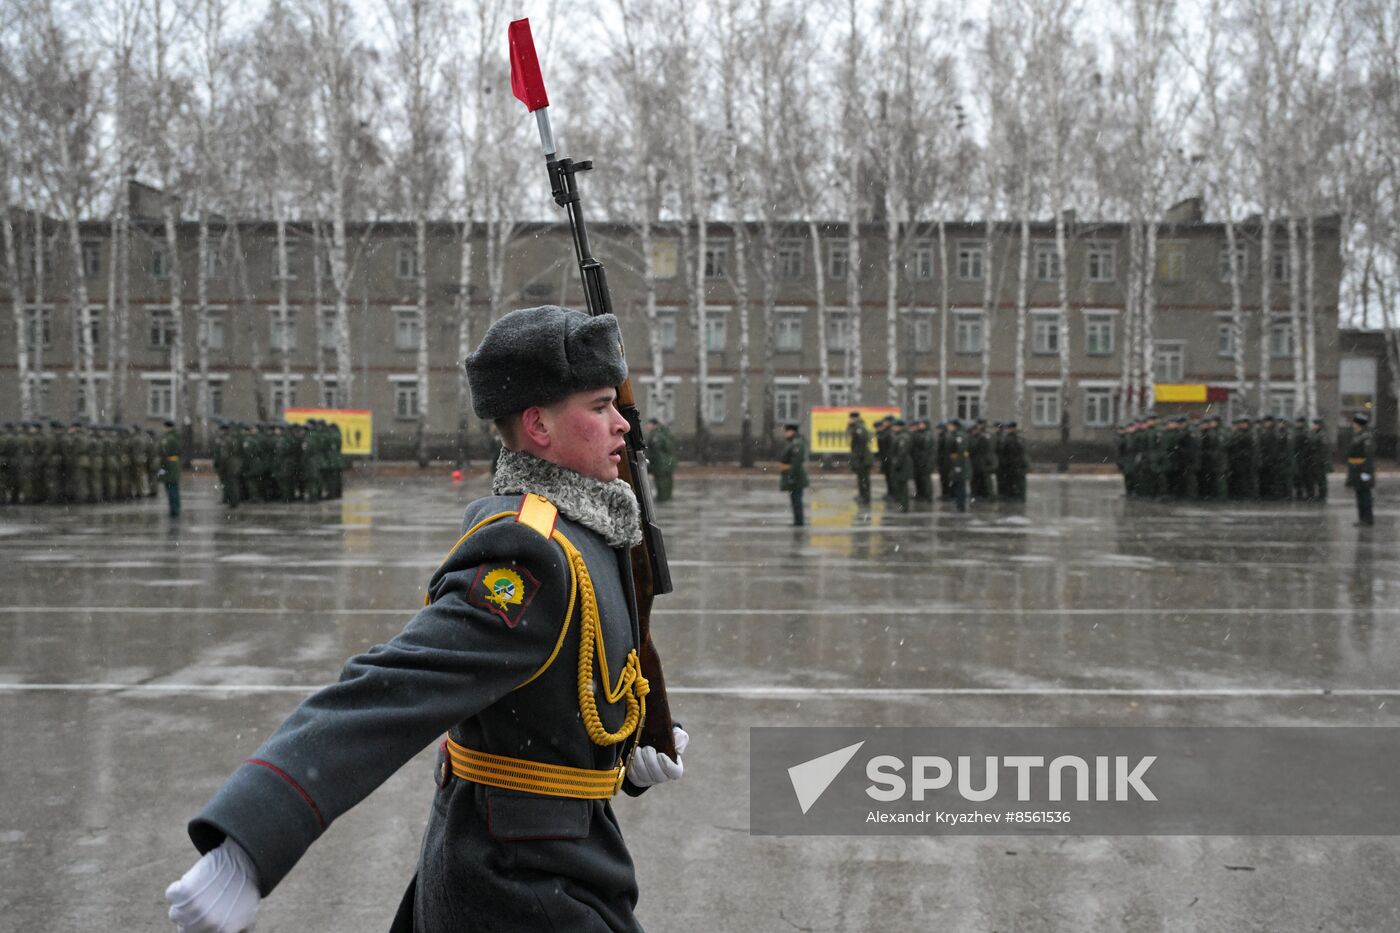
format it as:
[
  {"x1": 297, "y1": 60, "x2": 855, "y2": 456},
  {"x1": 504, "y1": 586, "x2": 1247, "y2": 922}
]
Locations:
[
  {"x1": 999, "y1": 422, "x2": 1028, "y2": 501},
  {"x1": 889, "y1": 418, "x2": 913, "y2": 513},
  {"x1": 0, "y1": 424, "x2": 13, "y2": 504},
  {"x1": 159, "y1": 420, "x2": 182, "y2": 517},
  {"x1": 847, "y1": 411, "x2": 872, "y2": 505},
  {"x1": 945, "y1": 418, "x2": 971, "y2": 512},
  {"x1": 1292, "y1": 416, "x2": 1311, "y2": 500},
  {"x1": 1345, "y1": 412, "x2": 1376, "y2": 527},
  {"x1": 875, "y1": 415, "x2": 894, "y2": 500},
  {"x1": 1309, "y1": 418, "x2": 1331, "y2": 502},
  {"x1": 969, "y1": 418, "x2": 997, "y2": 501},
  {"x1": 910, "y1": 419, "x2": 934, "y2": 503},
  {"x1": 164, "y1": 306, "x2": 688, "y2": 933},
  {"x1": 780, "y1": 421, "x2": 810, "y2": 526},
  {"x1": 645, "y1": 417, "x2": 676, "y2": 502},
  {"x1": 936, "y1": 421, "x2": 953, "y2": 500}
]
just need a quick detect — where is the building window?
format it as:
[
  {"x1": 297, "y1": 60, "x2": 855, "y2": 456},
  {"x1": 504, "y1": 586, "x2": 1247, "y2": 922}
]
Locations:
[
  {"x1": 1269, "y1": 320, "x2": 1295, "y2": 358},
  {"x1": 1035, "y1": 244, "x2": 1061, "y2": 282},
  {"x1": 396, "y1": 308, "x2": 421, "y2": 351},
  {"x1": 207, "y1": 310, "x2": 225, "y2": 351},
  {"x1": 828, "y1": 383, "x2": 851, "y2": 407},
  {"x1": 954, "y1": 386, "x2": 982, "y2": 422},
  {"x1": 75, "y1": 376, "x2": 106, "y2": 417},
  {"x1": 914, "y1": 241, "x2": 934, "y2": 280},
  {"x1": 270, "y1": 381, "x2": 296, "y2": 417},
  {"x1": 26, "y1": 376, "x2": 52, "y2": 417},
  {"x1": 1217, "y1": 320, "x2": 1235, "y2": 357},
  {"x1": 910, "y1": 387, "x2": 932, "y2": 421},
  {"x1": 1154, "y1": 342, "x2": 1185, "y2": 382},
  {"x1": 82, "y1": 241, "x2": 102, "y2": 278},
  {"x1": 319, "y1": 307, "x2": 337, "y2": 350},
  {"x1": 149, "y1": 308, "x2": 174, "y2": 349},
  {"x1": 319, "y1": 380, "x2": 341, "y2": 408},
  {"x1": 775, "y1": 313, "x2": 803, "y2": 352},
  {"x1": 1271, "y1": 249, "x2": 1290, "y2": 282},
  {"x1": 274, "y1": 245, "x2": 299, "y2": 280},
  {"x1": 24, "y1": 307, "x2": 52, "y2": 350},
  {"x1": 704, "y1": 242, "x2": 729, "y2": 279},
  {"x1": 1219, "y1": 244, "x2": 1249, "y2": 282},
  {"x1": 957, "y1": 241, "x2": 984, "y2": 280},
  {"x1": 703, "y1": 383, "x2": 726, "y2": 425},
  {"x1": 1032, "y1": 386, "x2": 1061, "y2": 427},
  {"x1": 911, "y1": 314, "x2": 934, "y2": 353},
  {"x1": 1268, "y1": 389, "x2": 1296, "y2": 420},
  {"x1": 397, "y1": 242, "x2": 418, "y2": 280},
  {"x1": 207, "y1": 382, "x2": 225, "y2": 417},
  {"x1": 80, "y1": 307, "x2": 101, "y2": 349},
  {"x1": 704, "y1": 313, "x2": 727, "y2": 352},
  {"x1": 151, "y1": 247, "x2": 170, "y2": 279},
  {"x1": 954, "y1": 313, "x2": 983, "y2": 354},
  {"x1": 1085, "y1": 314, "x2": 1115, "y2": 356},
  {"x1": 394, "y1": 381, "x2": 419, "y2": 419},
  {"x1": 1087, "y1": 243, "x2": 1115, "y2": 282},
  {"x1": 774, "y1": 386, "x2": 801, "y2": 424},
  {"x1": 1032, "y1": 314, "x2": 1060, "y2": 355},
  {"x1": 648, "y1": 385, "x2": 676, "y2": 424},
  {"x1": 204, "y1": 245, "x2": 225, "y2": 280},
  {"x1": 827, "y1": 312, "x2": 851, "y2": 352},
  {"x1": 147, "y1": 378, "x2": 174, "y2": 418},
  {"x1": 270, "y1": 308, "x2": 298, "y2": 351},
  {"x1": 656, "y1": 310, "x2": 678, "y2": 352},
  {"x1": 828, "y1": 240, "x2": 849, "y2": 280},
  {"x1": 777, "y1": 240, "x2": 804, "y2": 279},
  {"x1": 1084, "y1": 387, "x2": 1115, "y2": 428},
  {"x1": 1157, "y1": 243, "x2": 1185, "y2": 282}
]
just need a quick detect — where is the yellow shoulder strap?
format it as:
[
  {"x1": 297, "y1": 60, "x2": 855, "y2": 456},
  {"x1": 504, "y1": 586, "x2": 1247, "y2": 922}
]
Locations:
[{"x1": 515, "y1": 492, "x2": 559, "y2": 540}]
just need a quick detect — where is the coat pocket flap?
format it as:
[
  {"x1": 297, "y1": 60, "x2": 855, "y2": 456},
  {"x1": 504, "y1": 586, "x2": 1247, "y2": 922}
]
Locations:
[{"x1": 486, "y1": 789, "x2": 591, "y2": 842}]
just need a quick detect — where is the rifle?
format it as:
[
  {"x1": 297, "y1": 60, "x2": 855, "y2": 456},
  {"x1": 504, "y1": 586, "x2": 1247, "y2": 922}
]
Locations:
[{"x1": 508, "y1": 18, "x2": 677, "y2": 761}]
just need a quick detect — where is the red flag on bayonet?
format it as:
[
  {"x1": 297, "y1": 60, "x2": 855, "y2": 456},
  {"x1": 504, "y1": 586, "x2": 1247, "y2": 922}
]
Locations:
[{"x1": 508, "y1": 19, "x2": 549, "y2": 112}]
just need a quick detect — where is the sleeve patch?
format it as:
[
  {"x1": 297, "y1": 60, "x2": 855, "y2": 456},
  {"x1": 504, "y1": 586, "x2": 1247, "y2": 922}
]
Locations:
[{"x1": 468, "y1": 563, "x2": 542, "y2": 628}]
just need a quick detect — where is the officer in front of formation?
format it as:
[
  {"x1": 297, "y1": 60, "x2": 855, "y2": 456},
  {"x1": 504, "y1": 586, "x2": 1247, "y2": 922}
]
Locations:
[
  {"x1": 1346, "y1": 412, "x2": 1376, "y2": 527},
  {"x1": 165, "y1": 305, "x2": 688, "y2": 933},
  {"x1": 780, "y1": 421, "x2": 809, "y2": 526},
  {"x1": 644, "y1": 417, "x2": 676, "y2": 502},
  {"x1": 846, "y1": 411, "x2": 872, "y2": 505}
]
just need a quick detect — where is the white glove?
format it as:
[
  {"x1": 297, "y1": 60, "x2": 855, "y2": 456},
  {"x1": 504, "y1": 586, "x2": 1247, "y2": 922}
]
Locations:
[
  {"x1": 165, "y1": 838, "x2": 261, "y2": 933},
  {"x1": 627, "y1": 726, "x2": 689, "y2": 787},
  {"x1": 1361, "y1": 474, "x2": 1372, "y2": 483}
]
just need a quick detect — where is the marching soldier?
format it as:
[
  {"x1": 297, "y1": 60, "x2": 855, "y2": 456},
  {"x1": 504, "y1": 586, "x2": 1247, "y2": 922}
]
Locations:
[
  {"x1": 165, "y1": 305, "x2": 687, "y2": 933},
  {"x1": 645, "y1": 417, "x2": 676, "y2": 502},
  {"x1": 1345, "y1": 412, "x2": 1376, "y2": 527},
  {"x1": 780, "y1": 421, "x2": 809, "y2": 526},
  {"x1": 847, "y1": 411, "x2": 872, "y2": 505}
]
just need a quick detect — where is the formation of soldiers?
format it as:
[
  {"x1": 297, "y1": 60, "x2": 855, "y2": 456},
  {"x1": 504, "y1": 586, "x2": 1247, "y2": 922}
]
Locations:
[
  {"x1": 0, "y1": 420, "x2": 162, "y2": 505},
  {"x1": 211, "y1": 419, "x2": 345, "y2": 508},
  {"x1": 1116, "y1": 412, "x2": 1332, "y2": 502},
  {"x1": 856, "y1": 414, "x2": 1029, "y2": 514}
]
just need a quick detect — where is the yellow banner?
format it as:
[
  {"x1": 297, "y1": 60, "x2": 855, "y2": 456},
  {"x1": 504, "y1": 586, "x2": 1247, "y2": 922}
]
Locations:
[
  {"x1": 810, "y1": 406, "x2": 901, "y2": 455},
  {"x1": 1153, "y1": 384, "x2": 1207, "y2": 403},
  {"x1": 284, "y1": 408, "x2": 373, "y2": 455}
]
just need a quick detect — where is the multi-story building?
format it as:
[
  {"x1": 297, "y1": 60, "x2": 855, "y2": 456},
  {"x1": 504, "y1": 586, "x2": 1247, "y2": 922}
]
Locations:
[{"x1": 1, "y1": 194, "x2": 1342, "y2": 461}]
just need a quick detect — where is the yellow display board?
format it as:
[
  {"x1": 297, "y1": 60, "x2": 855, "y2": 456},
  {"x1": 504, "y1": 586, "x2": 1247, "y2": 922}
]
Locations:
[
  {"x1": 809, "y1": 406, "x2": 901, "y2": 455},
  {"x1": 283, "y1": 408, "x2": 373, "y2": 455},
  {"x1": 1153, "y1": 384, "x2": 1207, "y2": 403}
]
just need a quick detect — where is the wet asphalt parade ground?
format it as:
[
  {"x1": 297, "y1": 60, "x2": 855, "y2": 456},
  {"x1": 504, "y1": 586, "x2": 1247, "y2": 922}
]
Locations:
[{"x1": 3, "y1": 470, "x2": 1399, "y2": 932}]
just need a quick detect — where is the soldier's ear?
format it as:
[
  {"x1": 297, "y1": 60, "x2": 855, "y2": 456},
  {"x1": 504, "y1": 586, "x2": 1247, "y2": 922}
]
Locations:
[{"x1": 519, "y1": 407, "x2": 551, "y2": 450}]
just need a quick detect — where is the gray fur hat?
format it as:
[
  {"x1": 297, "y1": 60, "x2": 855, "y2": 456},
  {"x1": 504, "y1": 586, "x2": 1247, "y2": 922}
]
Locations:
[{"x1": 464, "y1": 306, "x2": 627, "y2": 420}]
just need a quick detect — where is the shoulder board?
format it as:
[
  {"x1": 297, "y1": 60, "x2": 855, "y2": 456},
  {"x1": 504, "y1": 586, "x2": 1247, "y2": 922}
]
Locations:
[{"x1": 514, "y1": 493, "x2": 558, "y2": 540}]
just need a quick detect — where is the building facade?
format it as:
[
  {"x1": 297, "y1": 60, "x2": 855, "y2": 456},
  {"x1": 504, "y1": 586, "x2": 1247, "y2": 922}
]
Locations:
[{"x1": 1, "y1": 198, "x2": 1343, "y2": 461}]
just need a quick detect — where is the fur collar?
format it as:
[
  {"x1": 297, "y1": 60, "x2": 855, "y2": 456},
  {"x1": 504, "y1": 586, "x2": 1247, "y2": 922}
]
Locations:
[{"x1": 493, "y1": 448, "x2": 642, "y2": 549}]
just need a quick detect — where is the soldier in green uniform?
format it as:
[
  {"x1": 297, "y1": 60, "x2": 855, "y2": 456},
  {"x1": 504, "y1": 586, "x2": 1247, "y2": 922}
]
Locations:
[
  {"x1": 159, "y1": 420, "x2": 182, "y2": 517},
  {"x1": 1116, "y1": 422, "x2": 1132, "y2": 496},
  {"x1": 1180, "y1": 417, "x2": 1200, "y2": 499},
  {"x1": 969, "y1": 418, "x2": 997, "y2": 501},
  {"x1": 1275, "y1": 416, "x2": 1295, "y2": 500},
  {"x1": 889, "y1": 419, "x2": 913, "y2": 512},
  {"x1": 1345, "y1": 413, "x2": 1376, "y2": 526},
  {"x1": 327, "y1": 423, "x2": 345, "y2": 499},
  {"x1": 1226, "y1": 417, "x2": 1258, "y2": 499},
  {"x1": 220, "y1": 423, "x2": 244, "y2": 508},
  {"x1": 303, "y1": 421, "x2": 324, "y2": 502},
  {"x1": 644, "y1": 417, "x2": 676, "y2": 503},
  {"x1": 117, "y1": 427, "x2": 135, "y2": 501},
  {"x1": 780, "y1": 421, "x2": 809, "y2": 526},
  {"x1": 945, "y1": 418, "x2": 971, "y2": 512},
  {"x1": 17, "y1": 423, "x2": 38, "y2": 504},
  {"x1": 0, "y1": 424, "x2": 14, "y2": 504},
  {"x1": 1308, "y1": 418, "x2": 1330, "y2": 502},
  {"x1": 875, "y1": 416, "x2": 894, "y2": 500},
  {"x1": 910, "y1": 419, "x2": 934, "y2": 503},
  {"x1": 847, "y1": 412, "x2": 872, "y2": 505},
  {"x1": 1197, "y1": 415, "x2": 1229, "y2": 500},
  {"x1": 66, "y1": 422, "x2": 91, "y2": 504},
  {"x1": 936, "y1": 421, "x2": 953, "y2": 500},
  {"x1": 166, "y1": 305, "x2": 687, "y2": 933},
  {"x1": 274, "y1": 424, "x2": 297, "y2": 502},
  {"x1": 1292, "y1": 416, "x2": 1310, "y2": 500},
  {"x1": 999, "y1": 422, "x2": 1028, "y2": 501},
  {"x1": 55, "y1": 421, "x2": 78, "y2": 505},
  {"x1": 213, "y1": 421, "x2": 228, "y2": 499}
]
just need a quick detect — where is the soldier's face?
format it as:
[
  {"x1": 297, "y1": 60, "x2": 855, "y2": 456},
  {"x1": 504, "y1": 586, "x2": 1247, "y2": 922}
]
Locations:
[{"x1": 538, "y1": 388, "x2": 630, "y2": 482}]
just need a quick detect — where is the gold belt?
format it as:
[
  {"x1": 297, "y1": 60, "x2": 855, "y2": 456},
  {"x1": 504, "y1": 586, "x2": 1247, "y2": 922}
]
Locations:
[
  {"x1": 1347, "y1": 458, "x2": 1366, "y2": 465},
  {"x1": 444, "y1": 737, "x2": 625, "y2": 799}
]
